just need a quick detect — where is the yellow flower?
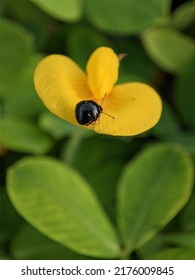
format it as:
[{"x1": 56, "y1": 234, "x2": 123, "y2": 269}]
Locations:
[{"x1": 34, "y1": 47, "x2": 162, "y2": 136}]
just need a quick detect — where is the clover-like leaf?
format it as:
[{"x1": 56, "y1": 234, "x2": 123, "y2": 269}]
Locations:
[
  {"x1": 85, "y1": 0, "x2": 170, "y2": 35},
  {"x1": 0, "y1": 115, "x2": 53, "y2": 154},
  {"x1": 117, "y1": 144, "x2": 194, "y2": 254},
  {"x1": 31, "y1": 0, "x2": 82, "y2": 22},
  {"x1": 0, "y1": 19, "x2": 33, "y2": 96},
  {"x1": 7, "y1": 157, "x2": 120, "y2": 258},
  {"x1": 142, "y1": 27, "x2": 195, "y2": 73}
]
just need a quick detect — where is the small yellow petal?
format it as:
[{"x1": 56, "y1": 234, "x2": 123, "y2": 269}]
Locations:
[
  {"x1": 34, "y1": 54, "x2": 92, "y2": 125},
  {"x1": 93, "y1": 83, "x2": 162, "y2": 136},
  {"x1": 86, "y1": 47, "x2": 119, "y2": 99}
]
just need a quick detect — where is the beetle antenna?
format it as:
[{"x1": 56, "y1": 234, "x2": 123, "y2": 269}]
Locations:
[
  {"x1": 101, "y1": 93, "x2": 115, "y2": 119},
  {"x1": 102, "y1": 111, "x2": 115, "y2": 119},
  {"x1": 101, "y1": 93, "x2": 107, "y2": 106}
]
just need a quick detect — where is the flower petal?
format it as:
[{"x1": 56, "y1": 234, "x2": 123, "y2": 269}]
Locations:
[
  {"x1": 34, "y1": 54, "x2": 92, "y2": 124},
  {"x1": 86, "y1": 47, "x2": 119, "y2": 99},
  {"x1": 92, "y1": 83, "x2": 162, "y2": 136}
]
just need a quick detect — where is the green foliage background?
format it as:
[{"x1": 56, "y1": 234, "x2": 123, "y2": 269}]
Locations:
[{"x1": 0, "y1": 0, "x2": 195, "y2": 260}]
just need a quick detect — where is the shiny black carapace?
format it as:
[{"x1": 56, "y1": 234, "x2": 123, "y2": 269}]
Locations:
[{"x1": 75, "y1": 100, "x2": 103, "y2": 125}]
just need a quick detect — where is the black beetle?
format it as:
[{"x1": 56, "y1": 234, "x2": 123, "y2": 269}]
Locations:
[{"x1": 75, "y1": 100, "x2": 103, "y2": 125}]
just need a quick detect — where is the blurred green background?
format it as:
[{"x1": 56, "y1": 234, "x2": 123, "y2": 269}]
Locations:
[{"x1": 0, "y1": 0, "x2": 195, "y2": 260}]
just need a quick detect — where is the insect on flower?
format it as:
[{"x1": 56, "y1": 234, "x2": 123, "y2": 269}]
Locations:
[
  {"x1": 75, "y1": 94, "x2": 115, "y2": 125},
  {"x1": 34, "y1": 47, "x2": 162, "y2": 136}
]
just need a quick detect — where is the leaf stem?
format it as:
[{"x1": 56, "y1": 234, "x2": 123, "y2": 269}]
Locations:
[{"x1": 63, "y1": 132, "x2": 82, "y2": 166}]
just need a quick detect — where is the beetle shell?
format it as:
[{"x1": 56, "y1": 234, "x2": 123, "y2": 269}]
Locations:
[{"x1": 75, "y1": 100, "x2": 103, "y2": 125}]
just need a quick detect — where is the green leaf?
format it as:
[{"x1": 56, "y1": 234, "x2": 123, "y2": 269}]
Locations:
[
  {"x1": 0, "y1": 0, "x2": 9, "y2": 15},
  {"x1": 151, "y1": 100, "x2": 181, "y2": 139},
  {"x1": 0, "y1": 189, "x2": 23, "y2": 245},
  {"x1": 0, "y1": 18, "x2": 33, "y2": 96},
  {"x1": 164, "y1": 233, "x2": 195, "y2": 249},
  {"x1": 30, "y1": 0, "x2": 83, "y2": 22},
  {"x1": 180, "y1": 191, "x2": 195, "y2": 232},
  {"x1": 171, "y1": 1, "x2": 195, "y2": 30},
  {"x1": 117, "y1": 73, "x2": 147, "y2": 84},
  {"x1": 165, "y1": 132, "x2": 195, "y2": 156},
  {"x1": 62, "y1": 136, "x2": 128, "y2": 177},
  {"x1": 4, "y1": 54, "x2": 45, "y2": 118},
  {"x1": 66, "y1": 25, "x2": 113, "y2": 69},
  {"x1": 7, "y1": 157, "x2": 120, "y2": 258},
  {"x1": 137, "y1": 234, "x2": 165, "y2": 259},
  {"x1": 38, "y1": 111, "x2": 93, "y2": 140},
  {"x1": 116, "y1": 38, "x2": 157, "y2": 82},
  {"x1": 117, "y1": 144, "x2": 194, "y2": 254},
  {"x1": 142, "y1": 27, "x2": 195, "y2": 73},
  {"x1": 11, "y1": 224, "x2": 95, "y2": 260},
  {"x1": 87, "y1": 162, "x2": 123, "y2": 220},
  {"x1": 151, "y1": 248, "x2": 195, "y2": 260},
  {"x1": 7, "y1": 0, "x2": 49, "y2": 24},
  {"x1": 0, "y1": 116, "x2": 53, "y2": 154},
  {"x1": 151, "y1": 101, "x2": 195, "y2": 155},
  {"x1": 85, "y1": 0, "x2": 170, "y2": 35},
  {"x1": 175, "y1": 54, "x2": 195, "y2": 128},
  {"x1": 7, "y1": 0, "x2": 50, "y2": 50}
]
